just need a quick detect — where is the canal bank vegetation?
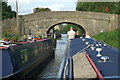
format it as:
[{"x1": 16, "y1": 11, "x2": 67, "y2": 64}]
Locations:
[
  {"x1": 76, "y1": 2, "x2": 120, "y2": 14},
  {"x1": 92, "y1": 29, "x2": 120, "y2": 49}
]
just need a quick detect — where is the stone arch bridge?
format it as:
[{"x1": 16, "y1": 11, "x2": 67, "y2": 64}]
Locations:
[{"x1": 2, "y1": 11, "x2": 119, "y2": 37}]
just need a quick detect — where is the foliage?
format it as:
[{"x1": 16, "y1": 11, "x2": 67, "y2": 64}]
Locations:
[
  {"x1": 2, "y1": 32, "x2": 19, "y2": 41},
  {"x1": 54, "y1": 29, "x2": 62, "y2": 34},
  {"x1": 3, "y1": 32, "x2": 12, "y2": 40},
  {"x1": 62, "y1": 24, "x2": 84, "y2": 35},
  {"x1": 1, "y1": 1, "x2": 16, "y2": 20},
  {"x1": 92, "y1": 29, "x2": 120, "y2": 49},
  {"x1": 38, "y1": 35, "x2": 42, "y2": 38},
  {"x1": 13, "y1": 35, "x2": 19, "y2": 41},
  {"x1": 33, "y1": 7, "x2": 51, "y2": 13},
  {"x1": 76, "y1": 2, "x2": 120, "y2": 14}
]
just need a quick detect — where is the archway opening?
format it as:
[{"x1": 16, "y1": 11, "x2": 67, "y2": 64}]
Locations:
[{"x1": 46, "y1": 22, "x2": 86, "y2": 38}]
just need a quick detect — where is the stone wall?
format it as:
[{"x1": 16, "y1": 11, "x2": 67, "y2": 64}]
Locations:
[
  {"x1": 1, "y1": 16, "x2": 25, "y2": 37},
  {"x1": 1, "y1": 11, "x2": 120, "y2": 37},
  {"x1": 1, "y1": 18, "x2": 17, "y2": 35}
]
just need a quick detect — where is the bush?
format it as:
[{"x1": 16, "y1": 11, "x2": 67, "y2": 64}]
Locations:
[{"x1": 92, "y1": 29, "x2": 120, "y2": 49}]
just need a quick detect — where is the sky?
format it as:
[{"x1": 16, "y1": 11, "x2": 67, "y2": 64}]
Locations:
[{"x1": 8, "y1": 0, "x2": 78, "y2": 15}]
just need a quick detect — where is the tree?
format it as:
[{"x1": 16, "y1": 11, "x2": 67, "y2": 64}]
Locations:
[
  {"x1": 76, "y1": 2, "x2": 120, "y2": 14},
  {"x1": 1, "y1": 1, "x2": 16, "y2": 20},
  {"x1": 33, "y1": 7, "x2": 51, "y2": 13},
  {"x1": 62, "y1": 24, "x2": 85, "y2": 35},
  {"x1": 0, "y1": 0, "x2": 7, "y2": 2}
]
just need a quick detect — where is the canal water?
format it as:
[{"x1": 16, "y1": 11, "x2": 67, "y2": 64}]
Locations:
[{"x1": 37, "y1": 34, "x2": 68, "y2": 79}]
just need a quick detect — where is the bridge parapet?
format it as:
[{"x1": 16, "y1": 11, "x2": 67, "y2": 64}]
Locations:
[{"x1": 23, "y1": 11, "x2": 114, "y2": 22}]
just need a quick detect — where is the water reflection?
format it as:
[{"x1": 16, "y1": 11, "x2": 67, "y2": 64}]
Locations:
[{"x1": 37, "y1": 34, "x2": 68, "y2": 79}]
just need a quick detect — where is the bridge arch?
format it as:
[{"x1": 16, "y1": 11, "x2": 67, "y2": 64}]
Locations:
[
  {"x1": 19, "y1": 11, "x2": 118, "y2": 37},
  {"x1": 46, "y1": 22, "x2": 86, "y2": 36}
]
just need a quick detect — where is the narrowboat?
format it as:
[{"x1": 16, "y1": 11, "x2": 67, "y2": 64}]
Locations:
[
  {"x1": 58, "y1": 38, "x2": 120, "y2": 80},
  {"x1": 0, "y1": 39, "x2": 54, "y2": 80}
]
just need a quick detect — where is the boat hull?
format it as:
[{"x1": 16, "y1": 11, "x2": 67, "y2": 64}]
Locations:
[{"x1": 0, "y1": 39, "x2": 54, "y2": 80}]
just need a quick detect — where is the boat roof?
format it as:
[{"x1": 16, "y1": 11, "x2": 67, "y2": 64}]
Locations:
[
  {"x1": 0, "y1": 39, "x2": 48, "y2": 50},
  {"x1": 68, "y1": 38, "x2": 120, "y2": 78}
]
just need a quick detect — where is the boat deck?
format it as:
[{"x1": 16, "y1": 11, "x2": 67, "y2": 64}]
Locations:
[
  {"x1": 73, "y1": 52, "x2": 97, "y2": 79},
  {"x1": 61, "y1": 38, "x2": 120, "y2": 79}
]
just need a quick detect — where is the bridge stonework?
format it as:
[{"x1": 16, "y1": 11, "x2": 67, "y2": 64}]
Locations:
[{"x1": 2, "y1": 11, "x2": 119, "y2": 37}]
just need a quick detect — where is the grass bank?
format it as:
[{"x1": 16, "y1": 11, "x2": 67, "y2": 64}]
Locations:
[{"x1": 92, "y1": 29, "x2": 120, "y2": 49}]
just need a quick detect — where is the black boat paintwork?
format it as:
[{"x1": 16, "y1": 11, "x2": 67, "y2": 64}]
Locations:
[
  {"x1": 0, "y1": 39, "x2": 54, "y2": 79},
  {"x1": 58, "y1": 38, "x2": 120, "y2": 80}
]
